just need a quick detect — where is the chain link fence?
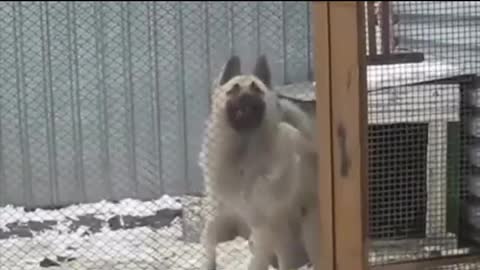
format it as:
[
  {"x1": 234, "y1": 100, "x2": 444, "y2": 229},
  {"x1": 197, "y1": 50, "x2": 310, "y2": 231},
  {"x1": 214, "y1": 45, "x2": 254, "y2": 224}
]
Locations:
[
  {"x1": 366, "y1": 1, "x2": 480, "y2": 269},
  {"x1": 2, "y1": 1, "x2": 480, "y2": 270},
  {"x1": 0, "y1": 1, "x2": 315, "y2": 269}
]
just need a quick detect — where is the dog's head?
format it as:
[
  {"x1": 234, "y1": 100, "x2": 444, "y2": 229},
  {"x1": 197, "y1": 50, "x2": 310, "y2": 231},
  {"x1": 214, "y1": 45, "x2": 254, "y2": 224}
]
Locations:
[{"x1": 212, "y1": 55, "x2": 276, "y2": 133}]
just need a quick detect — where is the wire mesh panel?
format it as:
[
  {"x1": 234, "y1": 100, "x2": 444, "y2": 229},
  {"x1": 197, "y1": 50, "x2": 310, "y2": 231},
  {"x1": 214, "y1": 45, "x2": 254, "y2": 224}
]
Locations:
[
  {"x1": 364, "y1": 1, "x2": 480, "y2": 268},
  {"x1": 0, "y1": 1, "x2": 319, "y2": 270}
]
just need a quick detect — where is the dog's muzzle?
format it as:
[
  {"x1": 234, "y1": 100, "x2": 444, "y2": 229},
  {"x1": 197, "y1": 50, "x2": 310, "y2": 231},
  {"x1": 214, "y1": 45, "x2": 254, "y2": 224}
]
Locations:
[{"x1": 226, "y1": 93, "x2": 266, "y2": 132}]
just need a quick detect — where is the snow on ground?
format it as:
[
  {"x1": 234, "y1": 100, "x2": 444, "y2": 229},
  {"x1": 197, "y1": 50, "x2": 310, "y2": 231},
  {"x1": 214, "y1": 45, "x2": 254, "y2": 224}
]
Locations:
[
  {"x1": 0, "y1": 195, "x2": 475, "y2": 270},
  {"x1": 0, "y1": 196, "x2": 311, "y2": 270},
  {"x1": 2, "y1": 195, "x2": 473, "y2": 269},
  {"x1": 0, "y1": 216, "x2": 254, "y2": 270},
  {"x1": 0, "y1": 195, "x2": 182, "y2": 232}
]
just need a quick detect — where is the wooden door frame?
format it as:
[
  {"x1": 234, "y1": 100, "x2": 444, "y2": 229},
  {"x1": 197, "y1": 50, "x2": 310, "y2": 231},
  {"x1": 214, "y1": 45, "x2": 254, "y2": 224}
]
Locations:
[{"x1": 313, "y1": 2, "x2": 369, "y2": 270}]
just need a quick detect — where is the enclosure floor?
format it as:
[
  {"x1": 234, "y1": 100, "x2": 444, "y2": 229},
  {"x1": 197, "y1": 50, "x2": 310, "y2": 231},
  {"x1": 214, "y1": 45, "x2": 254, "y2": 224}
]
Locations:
[
  {"x1": 0, "y1": 196, "x2": 315, "y2": 270},
  {"x1": 2, "y1": 199, "x2": 480, "y2": 270},
  {"x1": 0, "y1": 222, "x2": 313, "y2": 270}
]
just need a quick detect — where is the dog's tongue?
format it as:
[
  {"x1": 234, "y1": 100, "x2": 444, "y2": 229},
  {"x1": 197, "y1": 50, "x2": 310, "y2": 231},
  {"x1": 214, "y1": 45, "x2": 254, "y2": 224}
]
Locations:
[
  {"x1": 235, "y1": 110, "x2": 244, "y2": 119},
  {"x1": 235, "y1": 107, "x2": 248, "y2": 119}
]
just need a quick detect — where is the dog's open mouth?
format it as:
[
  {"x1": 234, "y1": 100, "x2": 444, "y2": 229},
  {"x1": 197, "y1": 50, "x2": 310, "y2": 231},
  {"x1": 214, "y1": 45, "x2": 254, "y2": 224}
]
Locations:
[
  {"x1": 234, "y1": 106, "x2": 251, "y2": 120},
  {"x1": 226, "y1": 96, "x2": 265, "y2": 132}
]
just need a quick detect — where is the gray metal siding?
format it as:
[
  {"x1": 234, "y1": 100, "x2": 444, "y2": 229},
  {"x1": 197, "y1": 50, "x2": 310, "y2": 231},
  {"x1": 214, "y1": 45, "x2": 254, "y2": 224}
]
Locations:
[
  {"x1": 0, "y1": 2, "x2": 314, "y2": 208},
  {"x1": 3, "y1": 1, "x2": 478, "y2": 209}
]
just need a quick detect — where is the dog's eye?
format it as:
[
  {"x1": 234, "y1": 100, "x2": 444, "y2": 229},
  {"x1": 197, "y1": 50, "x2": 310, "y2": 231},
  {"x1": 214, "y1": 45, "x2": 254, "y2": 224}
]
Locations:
[
  {"x1": 227, "y1": 84, "x2": 240, "y2": 96},
  {"x1": 250, "y1": 82, "x2": 263, "y2": 95}
]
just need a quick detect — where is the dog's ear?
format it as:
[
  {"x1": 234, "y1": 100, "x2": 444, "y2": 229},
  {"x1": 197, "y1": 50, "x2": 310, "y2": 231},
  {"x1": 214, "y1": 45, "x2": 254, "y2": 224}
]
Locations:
[
  {"x1": 253, "y1": 55, "x2": 271, "y2": 89},
  {"x1": 220, "y1": 55, "x2": 241, "y2": 85}
]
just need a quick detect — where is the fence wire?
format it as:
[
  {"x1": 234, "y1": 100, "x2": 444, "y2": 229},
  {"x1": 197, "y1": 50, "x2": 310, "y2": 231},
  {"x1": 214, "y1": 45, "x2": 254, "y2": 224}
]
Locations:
[
  {"x1": 366, "y1": 1, "x2": 480, "y2": 269},
  {"x1": 2, "y1": 1, "x2": 480, "y2": 270},
  {"x1": 0, "y1": 1, "x2": 315, "y2": 270}
]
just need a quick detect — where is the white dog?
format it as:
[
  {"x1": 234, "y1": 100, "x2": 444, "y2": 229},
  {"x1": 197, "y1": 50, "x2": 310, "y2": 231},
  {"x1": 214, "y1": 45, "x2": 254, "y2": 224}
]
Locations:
[{"x1": 199, "y1": 55, "x2": 319, "y2": 270}]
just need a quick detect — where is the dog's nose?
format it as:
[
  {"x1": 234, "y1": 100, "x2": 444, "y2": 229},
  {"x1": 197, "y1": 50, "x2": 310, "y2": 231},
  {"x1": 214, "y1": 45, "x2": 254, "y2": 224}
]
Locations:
[{"x1": 238, "y1": 93, "x2": 256, "y2": 104}]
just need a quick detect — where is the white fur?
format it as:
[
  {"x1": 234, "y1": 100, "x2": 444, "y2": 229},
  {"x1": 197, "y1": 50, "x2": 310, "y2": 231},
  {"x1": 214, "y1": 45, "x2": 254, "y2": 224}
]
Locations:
[{"x1": 199, "y1": 56, "x2": 320, "y2": 270}]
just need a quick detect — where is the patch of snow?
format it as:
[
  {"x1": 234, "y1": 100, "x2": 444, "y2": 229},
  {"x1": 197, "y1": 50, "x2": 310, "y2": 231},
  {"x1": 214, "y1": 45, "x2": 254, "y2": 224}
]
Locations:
[
  {"x1": 367, "y1": 60, "x2": 464, "y2": 91},
  {"x1": 0, "y1": 197, "x2": 316, "y2": 270},
  {"x1": 0, "y1": 195, "x2": 182, "y2": 231},
  {"x1": 275, "y1": 60, "x2": 466, "y2": 102},
  {"x1": 0, "y1": 226, "x2": 312, "y2": 270},
  {"x1": 0, "y1": 219, "x2": 250, "y2": 270}
]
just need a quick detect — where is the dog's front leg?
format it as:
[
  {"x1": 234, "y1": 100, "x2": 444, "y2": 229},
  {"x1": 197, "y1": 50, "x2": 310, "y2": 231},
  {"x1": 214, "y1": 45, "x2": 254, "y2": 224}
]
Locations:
[
  {"x1": 248, "y1": 229, "x2": 274, "y2": 270},
  {"x1": 301, "y1": 205, "x2": 321, "y2": 270},
  {"x1": 202, "y1": 211, "x2": 244, "y2": 270}
]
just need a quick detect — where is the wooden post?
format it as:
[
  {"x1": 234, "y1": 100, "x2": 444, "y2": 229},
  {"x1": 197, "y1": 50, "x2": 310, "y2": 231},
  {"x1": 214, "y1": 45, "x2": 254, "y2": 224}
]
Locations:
[
  {"x1": 330, "y1": 2, "x2": 369, "y2": 270},
  {"x1": 312, "y1": 2, "x2": 335, "y2": 270},
  {"x1": 313, "y1": 2, "x2": 369, "y2": 270}
]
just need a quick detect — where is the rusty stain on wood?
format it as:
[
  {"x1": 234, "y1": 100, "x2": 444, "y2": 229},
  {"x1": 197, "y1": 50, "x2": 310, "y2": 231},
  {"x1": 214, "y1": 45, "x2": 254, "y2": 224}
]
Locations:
[
  {"x1": 337, "y1": 123, "x2": 351, "y2": 177},
  {"x1": 347, "y1": 69, "x2": 353, "y2": 91}
]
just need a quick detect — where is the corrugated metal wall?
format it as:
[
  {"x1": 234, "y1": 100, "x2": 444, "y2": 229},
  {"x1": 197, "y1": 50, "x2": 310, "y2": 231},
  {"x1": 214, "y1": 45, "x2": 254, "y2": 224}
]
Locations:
[
  {"x1": 4, "y1": 1, "x2": 476, "y2": 209},
  {"x1": 394, "y1": 1, "x2": 480, "y2": 74},
  {"x1": 0, "y1": 2, "x2": 314, "y2": 208}
]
